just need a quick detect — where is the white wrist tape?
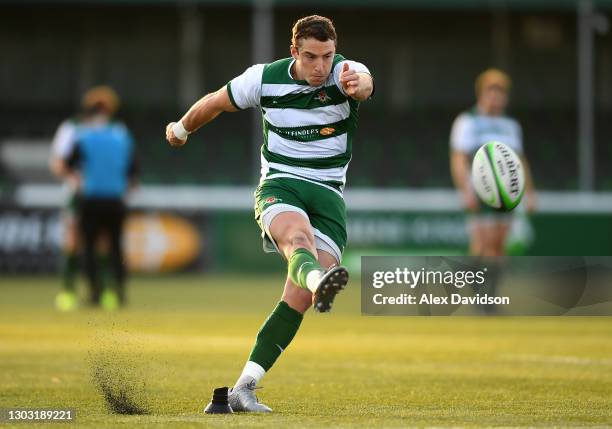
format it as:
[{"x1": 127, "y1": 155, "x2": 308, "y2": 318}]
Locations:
[{"x1": 172, "y1": 121, "x2": 190, "y2": 141}]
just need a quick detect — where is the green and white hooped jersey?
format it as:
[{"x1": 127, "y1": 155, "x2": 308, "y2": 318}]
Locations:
[
  {"x1": 450, "y1": 108, "x2": 523, "y2": 156},
  {"x1": 226, "y1": 54, "x2": 370, "y2": 194}
]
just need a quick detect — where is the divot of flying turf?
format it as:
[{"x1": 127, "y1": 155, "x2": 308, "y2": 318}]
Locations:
[{"x1": 88, "y1": 327, "x2": 151, "y2": 415}]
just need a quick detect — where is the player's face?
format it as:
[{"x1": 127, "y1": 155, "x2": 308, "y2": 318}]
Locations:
[
  {"x1": 291, "y1": 38, "x2": 336, "y2": 87},
  {"x1": 479, "y1": 85, "x2": 508, "y2": 115}
]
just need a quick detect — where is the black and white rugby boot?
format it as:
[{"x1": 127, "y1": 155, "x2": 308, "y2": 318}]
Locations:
[{"x1": 313, "y1": 266, "x2": 349, "y2": 313}]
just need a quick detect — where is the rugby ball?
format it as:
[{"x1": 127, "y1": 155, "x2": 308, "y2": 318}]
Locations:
[{"x1": 471, "y1": 141, "x2": 525, "y2": 211}]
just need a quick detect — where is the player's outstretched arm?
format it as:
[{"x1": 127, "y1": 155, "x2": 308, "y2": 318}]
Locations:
[
  {"x1": 339, "y1": 63, "x2": 373, "y2": 102},
  {"x1": 166, "y1": 86, "x2": 238, "y2": 147}
]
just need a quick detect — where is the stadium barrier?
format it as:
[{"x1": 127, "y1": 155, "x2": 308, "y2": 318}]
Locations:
[{"x1": 0, "y1": 185, "x2": 610, "y2": 274}]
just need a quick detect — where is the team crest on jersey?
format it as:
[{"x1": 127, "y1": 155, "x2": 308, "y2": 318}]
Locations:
[
  {"x1": 319, "y1": 127, "x2": 335, "y2": 136},
  {"x1": 264, "y1": 196, "x2": 282, "y2": 206},
  {"x1": 316, "y1": 90, "x2": 331, "y2": 104}
]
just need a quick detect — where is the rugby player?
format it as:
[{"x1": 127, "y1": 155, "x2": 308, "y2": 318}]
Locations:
[
  {"x1": 166, "y1": 15, "x2": 373, "y2": 412},
  {"x1": 49, "y1": 87, "x2": 122, "y2": 310},
  {"x1": 450, "y1": 69, "x2": 536, "y2": 312},
  {"x1": 450, "y1": 69, "x2": 536, "y2": 257}
]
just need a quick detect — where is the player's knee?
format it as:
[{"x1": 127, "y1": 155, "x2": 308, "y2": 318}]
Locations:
[{"x1": 288, "y1": 230, "x2": 315, "y2": 253}]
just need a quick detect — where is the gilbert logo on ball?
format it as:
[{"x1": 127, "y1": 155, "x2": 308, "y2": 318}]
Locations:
[{"x1": 471, "y1": 141, "x2": 525, "y2": 211}]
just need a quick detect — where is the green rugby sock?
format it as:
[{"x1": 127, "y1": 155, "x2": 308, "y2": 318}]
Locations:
[
  {"x1": 288, "y1": 248, "x2": 323, "y2": 291},
  {"x1": 248, "y1": 301, "x2": 304, "y2": 371},
  {"x1": 61, "y1": 253, "x2": 78, "y2": 292}
]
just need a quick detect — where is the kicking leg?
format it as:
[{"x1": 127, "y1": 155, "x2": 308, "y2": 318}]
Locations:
[
  {"x1": 229, "y1": 213, "x2": 345, "y2": 412},
  {"x1": 241, "y1": 249, "x2": 340, "y2": 382}
]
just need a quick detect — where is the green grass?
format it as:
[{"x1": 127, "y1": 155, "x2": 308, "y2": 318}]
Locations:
[{"x1": 1, "y1": 275, "x2": 611, "y2": 428}]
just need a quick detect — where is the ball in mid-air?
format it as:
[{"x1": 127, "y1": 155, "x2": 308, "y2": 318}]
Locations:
[{"x1": 471, "y1": 141, "x2": 525, "y2": 211}]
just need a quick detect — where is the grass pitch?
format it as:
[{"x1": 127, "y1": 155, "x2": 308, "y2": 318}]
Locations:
[{"x1": 1, "y1": 275, "x2": 611, "y2": 428}]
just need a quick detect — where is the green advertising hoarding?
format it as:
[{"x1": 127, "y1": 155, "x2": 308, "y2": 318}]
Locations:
[{"x1": 206, "y1": 211, "x2": 612, "y2": 273}]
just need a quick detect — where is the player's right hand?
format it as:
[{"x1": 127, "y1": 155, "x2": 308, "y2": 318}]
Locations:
[
  {"x1": 340, "y1": 62, "x2": 359, "y2": 97},
  {"x1": 166, "y1": 122, "x2": 187, "y2": 147}
]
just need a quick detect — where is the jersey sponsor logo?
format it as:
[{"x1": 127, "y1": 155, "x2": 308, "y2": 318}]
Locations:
[
  {"x1": 273, "y1": 125, "x2": 338, "y2": 140},
  {"x1": 278, "y1": 128, "x2": 320, "y2": 138},
  {"x1": 316, "y1": 90, "x2": 331, "y2": 104},
  {"x1": 319, "y1": 127, "x2": 336, "y2": 136}
]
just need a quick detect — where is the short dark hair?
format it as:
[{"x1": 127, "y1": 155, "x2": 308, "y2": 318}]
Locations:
[{"x1": 291, "y1": 15, "x2": 337, "y2": 48}]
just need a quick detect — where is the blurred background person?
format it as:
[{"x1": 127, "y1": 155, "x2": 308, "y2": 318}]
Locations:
[
  {"x1": 49, "y1": 99, "x2": 84, "y2": 311},
  {"x1": 450, "y1": 68, "x2": 536, "y2": 257},
  {"x1": 60, "y1": 86, "x2": 138, "y2": 310},
  {"x1": 450, "y1": 69, "x2": 537, "y2": 312}
]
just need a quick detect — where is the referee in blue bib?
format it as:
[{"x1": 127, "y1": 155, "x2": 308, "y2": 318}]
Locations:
[{"x1": 65, "y1": 86, "x2": 138, "y2": 309}]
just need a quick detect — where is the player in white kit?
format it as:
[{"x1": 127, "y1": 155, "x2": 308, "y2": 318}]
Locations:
[{"x1": 450, "y1": 68, "x2": 536, "y2": 258}]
